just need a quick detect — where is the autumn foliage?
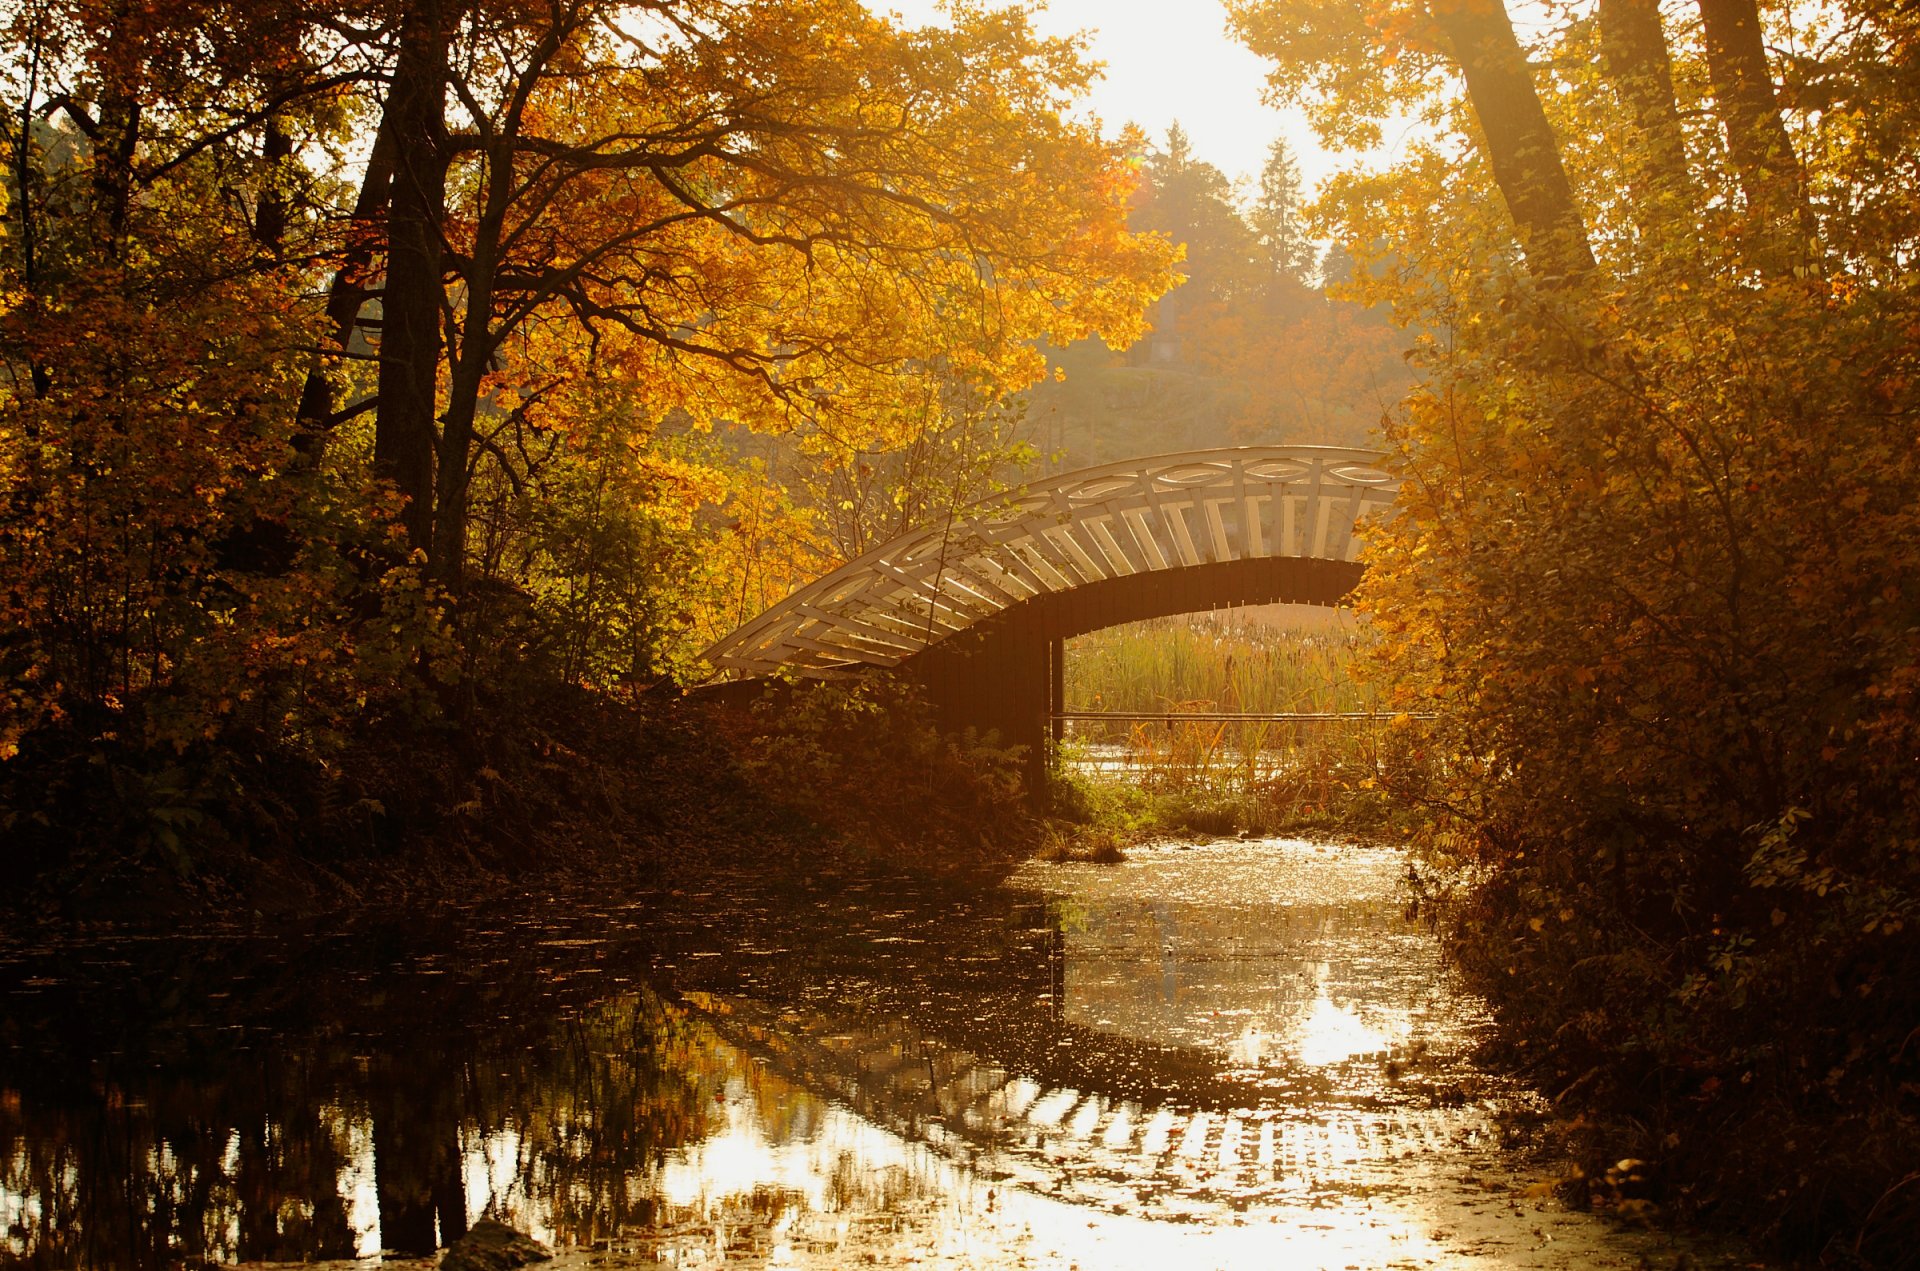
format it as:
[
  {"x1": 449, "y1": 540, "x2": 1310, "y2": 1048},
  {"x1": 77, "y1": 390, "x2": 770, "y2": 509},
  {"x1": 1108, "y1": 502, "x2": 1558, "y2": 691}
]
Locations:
[
  {"x1": 1024, "y1": 126, "x2": 1413, "y2": 467},
  {"x1": 0, "y1": 0, "x2": 1171, "y2": 877},
  {"x1": 1231, "y1": 0, "x2": 1920, "y2": 1256}
]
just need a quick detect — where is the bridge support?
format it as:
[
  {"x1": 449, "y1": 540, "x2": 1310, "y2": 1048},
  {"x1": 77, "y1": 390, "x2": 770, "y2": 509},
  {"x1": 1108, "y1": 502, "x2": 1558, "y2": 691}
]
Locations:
[
  {"x1": 906, "y1": 619, "x2": 1054, "y2": 796},
  {"x1": 1050, "y1": 637, "x2": 1065, "y2": 747},
  {"x1": 899, "y1": 555, "x2": 1364, "y2": 802}
]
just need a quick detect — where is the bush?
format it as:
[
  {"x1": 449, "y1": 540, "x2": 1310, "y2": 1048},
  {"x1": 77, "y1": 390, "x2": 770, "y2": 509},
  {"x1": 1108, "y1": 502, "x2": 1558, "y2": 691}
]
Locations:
[{"x1": 721, "y1": 675, "x2": 1038, "y2": 868}]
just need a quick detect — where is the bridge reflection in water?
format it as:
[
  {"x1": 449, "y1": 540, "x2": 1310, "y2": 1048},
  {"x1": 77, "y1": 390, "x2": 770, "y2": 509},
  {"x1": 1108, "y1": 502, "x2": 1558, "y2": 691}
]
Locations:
[{"x1": 0, "y1": 842, "x2": 1718, "y2": 1269}]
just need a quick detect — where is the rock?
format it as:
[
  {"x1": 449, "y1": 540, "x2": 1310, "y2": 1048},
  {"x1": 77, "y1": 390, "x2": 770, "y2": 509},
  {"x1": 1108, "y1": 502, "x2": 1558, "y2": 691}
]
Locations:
[{"x1": 440, "y1": 1219, "x2": 552, "y2": 1271}]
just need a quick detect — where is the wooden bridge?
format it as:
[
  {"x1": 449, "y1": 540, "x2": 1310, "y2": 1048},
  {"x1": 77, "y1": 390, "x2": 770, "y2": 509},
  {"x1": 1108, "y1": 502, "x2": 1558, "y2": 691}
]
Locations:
[{"x1": 702, "y1": 446, "x2": 1399, "y2": 771}]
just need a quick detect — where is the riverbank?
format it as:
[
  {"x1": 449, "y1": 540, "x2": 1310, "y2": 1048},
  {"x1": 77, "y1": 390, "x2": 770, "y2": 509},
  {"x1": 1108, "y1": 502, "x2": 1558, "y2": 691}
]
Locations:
[
  {"x1": 1, "y1": 677, "x2": 1905, "y2": 1269},
  {"x1": 0, "y1": 677, "x2": 1036, "y2": 935}
]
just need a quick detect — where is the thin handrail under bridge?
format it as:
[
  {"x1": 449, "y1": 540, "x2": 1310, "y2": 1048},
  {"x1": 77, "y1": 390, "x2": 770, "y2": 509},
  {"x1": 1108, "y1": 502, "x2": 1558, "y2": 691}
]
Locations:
[
  {"x1": 703, "y1": 445, "x2": 1398, "y2": 679},
  {"x1": 1053, "y1": 711, "x2": 1421, "y2": 724}
]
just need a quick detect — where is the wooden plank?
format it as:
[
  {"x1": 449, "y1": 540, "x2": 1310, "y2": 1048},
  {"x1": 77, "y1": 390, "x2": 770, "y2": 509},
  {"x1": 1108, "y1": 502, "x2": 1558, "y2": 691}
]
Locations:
[
  {"x1": 1017, "y1": 520, "x2": 1092, "y2": 585},
  {"x1": 940, "y1": 558, "x2": 1027, "y2": 608},
  {"x1": 779, "y1": 629, "x2": 907, "y2": 666},
  {"x1": 1085, "y1": 516, "x2": 1140, "y2": 576},
  {"x1": 1051, "y1": 524, "x2": 1112, "y2": 583},
  {"x1": 1163, "y1": 500, "x2": 1203, "y2": 567},
  {"x1": 1120, "y1": 505, "x2": 1171, "y2": 571},
  {"x1": 1338, "y1": 482, "x2": 1368, "y2": 562},
  {"x1": 1204, "y1": 497, "x2": 1233, "y2": 563},
  {"x1": 1000, "y1": 534, "x2": 1071, "y2": 591},
  {"x1": 867, "y1": 558, "x2": 994, "y2": 619},
  {"x1": 966, "y1": 552, "x2": 1045, "y2": 603},
  {"x1": 793, "y1": 602, "x2": 924, "y2": 653},
  {"x1": 1306, "y1": 460, "x2": 1330, "y2": 558},
  {"x1": 968, "y1": 522, "x2": 1055, "y2": 594},
  {"x1": 1243, "y1": 492, "x2": 1268, "y2": 558},
  {"x1": 852, "y1": 592, "x2": 972, "y2": 641}
]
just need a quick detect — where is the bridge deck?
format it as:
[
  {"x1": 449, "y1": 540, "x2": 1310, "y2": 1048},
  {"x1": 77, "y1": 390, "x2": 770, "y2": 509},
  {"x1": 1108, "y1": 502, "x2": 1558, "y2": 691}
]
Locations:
[{"x1": 703, "y1": 446, "x2": 1397, "y2": 679}]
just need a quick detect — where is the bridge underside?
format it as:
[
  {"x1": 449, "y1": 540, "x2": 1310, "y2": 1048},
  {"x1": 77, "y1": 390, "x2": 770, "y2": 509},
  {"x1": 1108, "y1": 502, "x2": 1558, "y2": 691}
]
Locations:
[
  {"x1": 697, "y1": 446, "x2": 1395, "y2": 795},
  {"x1": 902, "y1": 555, "x2": 1365, "y2": 782}
]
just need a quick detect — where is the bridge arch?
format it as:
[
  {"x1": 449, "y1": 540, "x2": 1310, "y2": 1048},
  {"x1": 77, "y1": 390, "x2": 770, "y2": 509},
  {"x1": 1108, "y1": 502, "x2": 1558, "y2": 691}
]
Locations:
[{"x1": 702, "y1": 445, "x2": 1399, "y2": 766}]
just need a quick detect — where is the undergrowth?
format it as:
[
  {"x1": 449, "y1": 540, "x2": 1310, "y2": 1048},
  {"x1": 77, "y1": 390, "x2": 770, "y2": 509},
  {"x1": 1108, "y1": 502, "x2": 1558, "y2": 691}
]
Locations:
[
  {"x1": 705, "y1": 674, "x2": 1040, "y2": 873},
  {"x1": 0, "y1": 680, "x2": 754, "y2": 924},
  {"x1": 1, "y1": 668, "x2": 1039, "y2": 927}
]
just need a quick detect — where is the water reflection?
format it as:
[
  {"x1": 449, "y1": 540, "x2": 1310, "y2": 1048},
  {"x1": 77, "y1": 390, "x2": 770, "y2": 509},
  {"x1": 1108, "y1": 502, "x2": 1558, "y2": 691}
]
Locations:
[
  {"x1": 0, "y1": 842, "x2": 1731, "y2": 1269},
  {"x1": 1035, "y1": 841, "x2": 1481, "y2": 1081}
]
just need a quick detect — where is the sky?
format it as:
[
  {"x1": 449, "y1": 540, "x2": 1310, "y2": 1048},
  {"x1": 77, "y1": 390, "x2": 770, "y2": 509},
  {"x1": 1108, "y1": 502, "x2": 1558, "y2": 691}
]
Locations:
[{"x1": 881, "y1": 0, "x2": 1334, "y2": 198}]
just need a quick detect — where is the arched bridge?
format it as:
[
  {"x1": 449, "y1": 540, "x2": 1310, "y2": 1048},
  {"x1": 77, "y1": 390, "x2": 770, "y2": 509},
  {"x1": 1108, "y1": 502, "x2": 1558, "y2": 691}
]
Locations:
[{"x1": 702, "y1": 445, "x2": 1399, "y2": 768}]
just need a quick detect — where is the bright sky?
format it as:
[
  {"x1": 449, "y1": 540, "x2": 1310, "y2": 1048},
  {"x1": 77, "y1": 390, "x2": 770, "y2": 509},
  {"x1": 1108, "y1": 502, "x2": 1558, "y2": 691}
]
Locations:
[{"x1": 883, "y1": 0, "x2": 1333, "y2": 198}]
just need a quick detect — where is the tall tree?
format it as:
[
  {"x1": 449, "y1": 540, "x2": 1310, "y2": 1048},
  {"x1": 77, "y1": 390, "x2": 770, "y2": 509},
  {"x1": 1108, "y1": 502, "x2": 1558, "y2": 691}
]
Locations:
[
  {"x1": 291, "y1": 118, "x2": 395, "y2": 452},
  {"x1": 1251, "y1": 137, "x2": 1315, "y2": 283},
  {"x1": 1129, "y1": 122, "x2": 1256, "y2": 362},
  {"x1": 374, "y1": 0, "x2": 452, "y2": 556},
  {"x1": 1597, "y1": 0, "x2": 1697, "y2": 234},
  {"x1": 0, "y1": 0, "x2": 397, "y2": 755},
  {"x1": 355, "y1": 0, "x2": 1173, "y2": 588},
  {"x1": 0, "y1": 0, "x2": 1174, "y2": 760},
  {"x1": 1226, "y1": 0, "x2": 1594, "y2": 284},
  {"x1": 1696, "y1": 0, "x2": 1813, "y2": 271},
  {"x1": 1224, "y1": 0, "x2": 1920, "y2": 1256},
  {"x1": 1427, "y1": 0, "x2": 1595, "y2": 283}
]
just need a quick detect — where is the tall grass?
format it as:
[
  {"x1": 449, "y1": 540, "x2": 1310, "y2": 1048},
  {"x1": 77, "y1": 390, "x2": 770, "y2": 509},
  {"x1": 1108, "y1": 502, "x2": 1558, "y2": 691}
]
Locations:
[{"x1": 1057, "y1": 608, "x2": 1399, "y2": 835}]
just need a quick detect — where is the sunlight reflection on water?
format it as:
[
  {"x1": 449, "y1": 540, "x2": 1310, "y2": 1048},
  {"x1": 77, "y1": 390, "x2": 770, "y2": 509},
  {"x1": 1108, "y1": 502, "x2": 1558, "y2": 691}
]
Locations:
[
  {"x1": 1024, "y1": 840, "x2": 1482, "y2": 1078},
  {"x1": 359, "y1": 1018, "x2": 1677, "y2": 1270},
  {"x1": 1295, "y1": 974, "x2": 1394, "y2": 1067},
  {"x1": 390, "y1": 842, "x2": 1713, "y2": 1266},
  {"x1": 0, "y1": 837, "x2": 1741, "y2": 1270}
]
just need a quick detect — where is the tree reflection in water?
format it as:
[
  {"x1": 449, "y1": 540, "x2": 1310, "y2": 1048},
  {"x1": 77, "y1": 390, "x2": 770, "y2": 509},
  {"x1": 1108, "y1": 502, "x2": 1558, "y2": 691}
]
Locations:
[
  {"x1": 1, "y1": 850, "x2": 1733, "y2": 1270},
  {"x1": 0, "y1": 877, "x2": 1048, "y2": 1269},
  {"x1": 0, "y1": 907, "x2": 736, "y2": 1266}
]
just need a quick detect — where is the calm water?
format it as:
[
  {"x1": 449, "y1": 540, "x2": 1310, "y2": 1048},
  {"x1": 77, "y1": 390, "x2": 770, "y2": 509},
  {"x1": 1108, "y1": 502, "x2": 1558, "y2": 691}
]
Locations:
[{"x1": 0, "y1": 839, "x2": 1734, "y2": 1269}]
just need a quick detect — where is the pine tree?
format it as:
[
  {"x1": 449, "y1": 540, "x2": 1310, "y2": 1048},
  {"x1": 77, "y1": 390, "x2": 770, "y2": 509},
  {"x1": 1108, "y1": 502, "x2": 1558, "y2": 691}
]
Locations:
[{"x1": 1251, "y1": 138, "x2": 1314, "y2": 283}]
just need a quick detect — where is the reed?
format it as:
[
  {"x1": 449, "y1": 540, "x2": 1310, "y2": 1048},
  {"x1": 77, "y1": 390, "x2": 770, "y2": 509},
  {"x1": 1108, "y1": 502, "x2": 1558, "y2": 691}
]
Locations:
[
  {"x1": 1066, "y1": 610, "x2": 1373, "y2": 715},
  {"x1": 1057, "y1": 610, "x2": 1397, "y2": 835}
]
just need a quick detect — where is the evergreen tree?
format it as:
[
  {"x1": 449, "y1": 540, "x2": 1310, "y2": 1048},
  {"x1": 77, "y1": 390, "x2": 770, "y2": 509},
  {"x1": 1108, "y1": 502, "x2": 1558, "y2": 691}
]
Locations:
[
  {"x1": 1130, "y1": 122, "x2": 1257, "y2": 362},
  {"x1": 1251, "y1": 138, "x2": 1314, "y2": 283},
  {"x1": 1317, "y1": 241, "x2": 1355, "y2": 289}
]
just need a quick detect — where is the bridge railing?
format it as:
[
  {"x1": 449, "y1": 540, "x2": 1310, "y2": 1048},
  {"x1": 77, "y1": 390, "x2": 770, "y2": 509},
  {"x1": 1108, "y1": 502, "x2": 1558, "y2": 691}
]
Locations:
[{"x1": 703, "y1": 445, "x2": 1399, "y2": 679}]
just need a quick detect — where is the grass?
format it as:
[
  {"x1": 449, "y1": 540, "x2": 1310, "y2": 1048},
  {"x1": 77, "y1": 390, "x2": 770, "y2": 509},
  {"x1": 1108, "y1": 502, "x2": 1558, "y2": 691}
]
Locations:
[
  {"x1": 1066, "y1": 605, "x2": 1376, "y2": 718},
  {"x1": 1054, "y1": 607, "x2": 1405, "y2": 839}
]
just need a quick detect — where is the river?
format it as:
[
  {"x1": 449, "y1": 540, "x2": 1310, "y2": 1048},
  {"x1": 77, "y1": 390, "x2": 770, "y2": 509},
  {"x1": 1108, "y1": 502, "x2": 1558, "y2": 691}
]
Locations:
[{"x1": 0, "y1": 838, "x2": 1740, "y2": 1268}]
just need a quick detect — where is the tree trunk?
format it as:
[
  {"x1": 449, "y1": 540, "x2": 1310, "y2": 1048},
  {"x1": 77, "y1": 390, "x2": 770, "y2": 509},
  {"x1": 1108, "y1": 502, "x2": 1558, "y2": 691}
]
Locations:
[
  {"x1": 431, "y1": 13, "x2": 567, "y2": 588},
  {"x1": 371, "y1": 1086, "x2": 466, "y2": 1256},
  {"x1": 373, "y1": 0, "x2": 450, "y2": 556},
  {"x1": 12, "y1": 37, "x2": 50, "y2": 399},
  {"x1": 1696, "y1": 0, "x2": 1812, "y2": 272},
  {"x1": 293, "y1": 120, "x2": 395, "y2": 453},
  {"x1": 1430, "y1": 0, "x2": 1596, "y2": 284},
  {"x1": 432, "y1": 362, "x2": 482, "y2": 586},
  {"x1": 252, "y1": 119, "x2": 293, "y2": 254},
  {"x1": 1597, "y1": 0, "x2": 1698, "y2": 233},
  {"x1": 431, "y1": 124, "x2": 518, "y2": 587},
  {"x1": 91, "y1": 86, "x2": 140, "y2": 256}
]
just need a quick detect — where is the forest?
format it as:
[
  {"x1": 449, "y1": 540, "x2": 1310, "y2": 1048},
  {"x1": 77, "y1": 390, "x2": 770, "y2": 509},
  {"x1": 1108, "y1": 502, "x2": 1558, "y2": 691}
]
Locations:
[{"x1": 2, "y1": 0, "x2": 1919, "y2": 1266}]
